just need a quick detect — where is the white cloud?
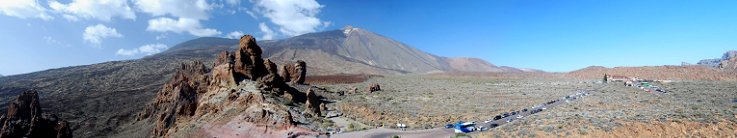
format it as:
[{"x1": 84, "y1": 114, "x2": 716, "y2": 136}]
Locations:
[
  {"x1": 252, "y1": 0, "x2": 327, "y2": 36},
  {"x1": 116, "y1": 43, "x2": 168, "y2": 56},
  {"x1": 225, "y1": 31, "x2": 244, "y2": 39},
  {"x1": 138, "y1": 44, "x2": 168, "y2": 55},
  {"x1": 146, "y1": 17, "x2": 221, "y2": 37},
  {"x1": 115, "y1": 48, "x2": 138, "y2": 56},
  {"x1": 83, "y1": 24, "x2": 123, "y2": 45},
  {"x1": 135, "y1": 0, "x2": 221, "y2": 37},
  {"x1": 0, "y1": 0, "x2": 53, "y2": 20},
  {"x1": 49, "y1": 0, "x2": 135, "y2": 21},
  {"x1": 258, "y1": 22, "x2": 275, "y2": 40},
  {"x1": 133, "y1": 0, "x2": 212, "y2": 20},
  {"x1": 155, "y1": 33, "x2": 168, "y2": 40},
  {"x1": 245, "y1": 9, "x2": 258, "y2": 19}
]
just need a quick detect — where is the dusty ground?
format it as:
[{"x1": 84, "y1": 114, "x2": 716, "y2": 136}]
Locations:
[
  {"x1": 480, "y1": 81, "x2": 737, "y2": 137},
  {"x1": 319, "y1": 75, "x2": 737, "y2": 137},
  {"x1": 321, "y1": 75, "x2": 599, "y2": 129}
]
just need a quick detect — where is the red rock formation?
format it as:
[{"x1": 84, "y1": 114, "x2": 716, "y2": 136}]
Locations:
[
  {"x1": 257, "y1": 59, "x2": 288, "y2": 94},
  {"x1": 234, "y1": 35, "x2": 267, "y2": 81},
  {"x1": 212, "y1": 51, "x2": 236, "y2": 86},
  {"x1": 367, "y1": 83, "x2": 381, "y2": 93},
  {"x1": 0, "y1": 90, "x2": 72, "y2": 138},
  {"x1": 137, "y1": 61, "x2": 209, "y2": 137},
  {"x1": 279, "y1": 60, "x2": 307, "y2": 85}
]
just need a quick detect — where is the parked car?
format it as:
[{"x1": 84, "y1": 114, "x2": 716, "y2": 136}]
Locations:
[
  {"x1": 478, "y1": 126, "x2": 488, "y2": 131},
  {"x1": 506, "y1": 118, "x2": 513, "y2": 122},
  {"x1": 511, "y1": 111, "x2": 517, "y2": 115},
  {"x1": 516, "y1": 115, "x2": 523, "y2": 119},
  {"x1": 445, "y1": 124, "x2": 454, "y2": 128},
  {"x1": 522, "y1": 108, "x2": 528, "y2": 112},
  {"x1": 484, "y1": 120, "x2": 492, "y2": 123},
  {"x1": 531, "y1": 109, "x2": 541, "y2": 114},
  {"x1": 493, "y1": 115, "x2": 502, "y2": 120}
]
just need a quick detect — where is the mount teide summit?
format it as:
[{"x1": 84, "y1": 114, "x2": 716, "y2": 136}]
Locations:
[{"x1": 262, "y1": 26, "x2": 506, "y2": 74}]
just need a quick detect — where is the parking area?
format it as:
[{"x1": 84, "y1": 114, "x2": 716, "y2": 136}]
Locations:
[{"x1": 449, "y1": 86, "x2": 603, "y2": 134}]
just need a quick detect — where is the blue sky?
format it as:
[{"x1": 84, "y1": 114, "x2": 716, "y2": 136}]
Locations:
[{"x1": 1, "y1": 0, "x2": 735, "y2": 75}]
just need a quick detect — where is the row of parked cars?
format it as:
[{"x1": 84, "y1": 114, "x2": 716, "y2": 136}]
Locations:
[{"x1": 451, "y1": 91, "x2": 592, "y2": 133}]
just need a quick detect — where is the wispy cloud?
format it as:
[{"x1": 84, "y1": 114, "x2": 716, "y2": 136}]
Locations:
[
  {"x1": 225, "y1": 31, "x2": 244, "y2": 39},
  {"x1": 134, "y1": 0, "x2": 221, "y2": 37},
  {"x1": 49, "y1": 0, "x2": 136, "y2": 22},
  {"x1": 0, "y1": 0, "x2": 53, "y2": 20},
  {"x1": 133, "y1": 0, "x2": 212, "y2": 20},
  {"x1": 258, "y1": 22, "x2": 275, "y2": 40},
  {"x1": 116, "y1": 43, "x2": 168, "y2": 56},
  {"x1": 83, "y1": 24, "x2": 123, "y2": 46},
  {"x1": 146, "y1": 17, "x2": 221, "y2": 37},
  {"x1": 252, "y1": 0, "x2": 328, "y2": 37}
]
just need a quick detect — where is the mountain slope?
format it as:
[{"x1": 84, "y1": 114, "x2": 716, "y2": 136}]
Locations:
[{"x1": 445, "y1": 57, "x2": 503, "y2": 72}]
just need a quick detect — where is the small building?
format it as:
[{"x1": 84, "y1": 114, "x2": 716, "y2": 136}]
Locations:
[{"x1": 606, "y1": 75, "x2": 630, "y2": 83}]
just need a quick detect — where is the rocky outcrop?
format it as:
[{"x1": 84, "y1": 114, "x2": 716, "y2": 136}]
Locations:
[
  {"x1": 257, "y1": 59, "x2": 290, "y2": 95},
  {"x1": 367, "y1": 83, "x2": 381, "y2": 93},
  {"x1": 211, "y1": 51, "x2": 236, "y2": 87},
  {"x1": 136, "y1": 61, "x2": 209, "y2": 137},
  {"x1": 0, "y1": 90, "x2": 72, "y2": 138},
  {"x1": 234, "y1": 35, "x2": 267, "y2": 82},
  {"x1": 279, "y1": 60, "x2": 307, "y2": 85},
  {"x1": 136, "y1": 34, "x2": 322, "y2": 137}
]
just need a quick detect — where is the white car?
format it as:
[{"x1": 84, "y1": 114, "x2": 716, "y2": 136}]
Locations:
[
  {"x1": 484, "y1": 120, "x2": 492, "y2": 123},
  {"x1": 516, "y1": 115, "x2": 523, "y2": 119}
]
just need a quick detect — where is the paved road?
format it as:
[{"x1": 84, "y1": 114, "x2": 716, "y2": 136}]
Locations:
[
  {"x1": 476, "y1": 88, "x2": 597, "y2": 131},
  {"x1": 332, "y1": 128, "x2": 454, "y2": 138},
  {"x1": 332, "y1": 86, "x2": 605, "y2": 138}
]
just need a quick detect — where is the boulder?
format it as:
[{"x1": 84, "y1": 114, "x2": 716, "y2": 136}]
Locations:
[
  {"x1": 279, "y1": 60, "x2": 307, "y2": 85},
  {"x1": 0, "y1": 90, "x2": 72, "y2": 138},
  {"x1": 304, "y1": 88, "x2": 321, "y2": 116},
  {"x1": 367, "y1": 83, "x2": 381, "y2": 93}
]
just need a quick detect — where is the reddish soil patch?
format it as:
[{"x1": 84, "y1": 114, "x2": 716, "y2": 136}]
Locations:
[{"x1": 305, "y1": 74, "x2": 380, "y2": 85}]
